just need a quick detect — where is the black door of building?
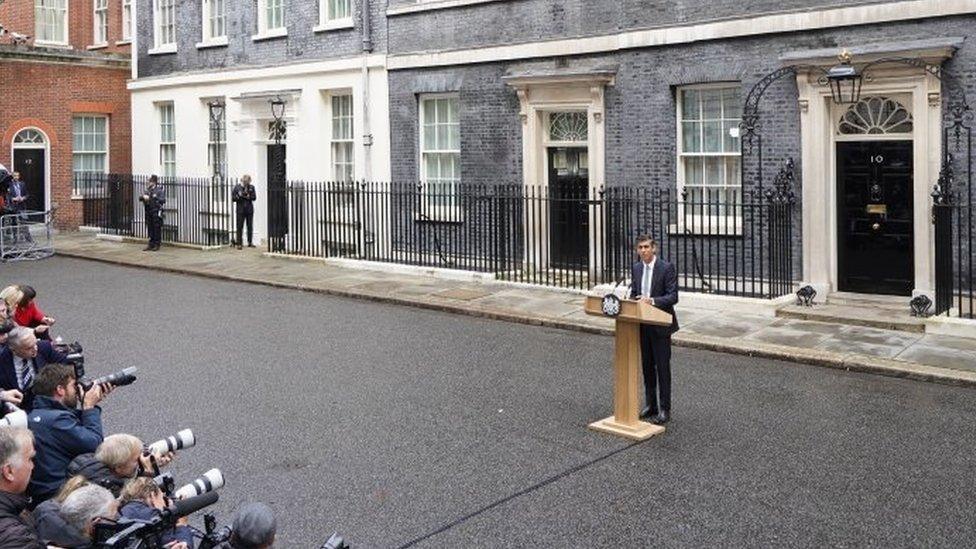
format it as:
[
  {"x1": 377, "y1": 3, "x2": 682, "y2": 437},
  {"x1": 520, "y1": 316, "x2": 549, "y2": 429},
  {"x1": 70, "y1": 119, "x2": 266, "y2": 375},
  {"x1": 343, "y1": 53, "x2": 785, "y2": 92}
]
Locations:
[
  {"x1": 13, "y1": 149, "x2": 45, "y2": 212},
  {"x1": 548, "y1": 147, "x2": 589, "y2": 270},
  {"x1": 267, "y1": 144, "x2": 287, "y2": 251},
  {"x1": 837, "y1": 141, "x2": 914, "y2": 295}
]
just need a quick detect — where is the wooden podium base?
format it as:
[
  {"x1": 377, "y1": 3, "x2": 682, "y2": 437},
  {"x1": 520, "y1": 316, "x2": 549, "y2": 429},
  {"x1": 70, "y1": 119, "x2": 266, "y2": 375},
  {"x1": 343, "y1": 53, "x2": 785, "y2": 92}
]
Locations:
[{"x1": 588, "y1": 416, "x2": 665, "y2": 441}]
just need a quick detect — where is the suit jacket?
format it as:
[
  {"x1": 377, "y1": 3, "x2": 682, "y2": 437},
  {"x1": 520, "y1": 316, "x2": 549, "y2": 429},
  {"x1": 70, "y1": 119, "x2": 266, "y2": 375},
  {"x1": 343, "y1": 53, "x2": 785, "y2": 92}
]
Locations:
[
  {"x1": 630, "y1": 258, "x2": 680, "y2": 335},
  {"x1": 0, "y1": 341, "x2": 67, "y2": 410},
  {"x1": 6, "y1": 180, "x2": 27, "y2": 212}
]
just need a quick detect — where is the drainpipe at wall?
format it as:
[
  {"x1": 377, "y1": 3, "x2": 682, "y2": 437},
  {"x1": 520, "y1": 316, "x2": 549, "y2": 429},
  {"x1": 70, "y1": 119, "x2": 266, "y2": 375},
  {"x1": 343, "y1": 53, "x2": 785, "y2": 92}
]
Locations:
[{"x1": 360, "y1": 0, "x2": 374, "y2": 181}]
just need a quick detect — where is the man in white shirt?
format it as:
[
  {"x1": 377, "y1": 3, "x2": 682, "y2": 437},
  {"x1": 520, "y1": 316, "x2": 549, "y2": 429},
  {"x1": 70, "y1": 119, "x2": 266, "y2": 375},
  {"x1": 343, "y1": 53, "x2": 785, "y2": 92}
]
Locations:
[{"x1": 629, "y1": 235, "x2": 679, "y2": 425}]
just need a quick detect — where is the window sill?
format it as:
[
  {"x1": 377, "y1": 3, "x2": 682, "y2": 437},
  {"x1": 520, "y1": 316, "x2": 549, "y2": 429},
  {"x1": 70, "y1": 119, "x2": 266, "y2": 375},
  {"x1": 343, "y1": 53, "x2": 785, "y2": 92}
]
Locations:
[
  {"x1": 313, "y1": 18, "x2": 354, "y2": 32},
  {"x1": 33, "y1": 40, "x2": 71, "y2": 49},
  {"x1": 148, "y1": 43, "x2": 177, "y2": 55},
  {"x1": 415, "y1": 211, "x2": 465, "y2": 224},
  {"x1": 116, "y1": 39, "x2": 132, "y2": 46},
  {"x1": 196, "y1": 36, "x2": 229, "y2": 49},
  {"x1": 252, "y1": 28, "x2": 288, "y2": 42},
  {"x1": 387, "y1": 0, "x2": 507, "y2": 16},
  {"x1": 70, "y1": 194, "x2": 85, "y2": 200},
  {"x1": 667, "y1": 222, "x2": 743, "y2": 237},
  {"x1": 87, "y1": 43, "x2": 108, "y2": 50}
]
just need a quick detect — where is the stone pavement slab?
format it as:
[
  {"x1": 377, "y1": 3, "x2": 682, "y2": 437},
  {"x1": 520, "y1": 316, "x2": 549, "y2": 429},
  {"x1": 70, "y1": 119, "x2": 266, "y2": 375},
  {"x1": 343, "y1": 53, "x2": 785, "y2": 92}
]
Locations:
[{"x1": 49, "y1": 232, "x2": 976, "y2": 387}]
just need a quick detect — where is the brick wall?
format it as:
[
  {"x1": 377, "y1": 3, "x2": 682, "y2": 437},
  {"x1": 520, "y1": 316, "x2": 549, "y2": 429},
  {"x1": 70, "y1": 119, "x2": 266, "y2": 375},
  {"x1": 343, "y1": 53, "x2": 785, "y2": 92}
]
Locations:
[
  {"x1": 136, "y1": 0, "x2": 387, "y2": 78},
  {"x1": 0, "y1": 59, "x2": 131, "y2": 229},
  {"x1": 387, "y1": 15, "x2": 976, "y2": 276},
  {"x1": 0, "y1": 0, "x2": 131, "y2": 53}
]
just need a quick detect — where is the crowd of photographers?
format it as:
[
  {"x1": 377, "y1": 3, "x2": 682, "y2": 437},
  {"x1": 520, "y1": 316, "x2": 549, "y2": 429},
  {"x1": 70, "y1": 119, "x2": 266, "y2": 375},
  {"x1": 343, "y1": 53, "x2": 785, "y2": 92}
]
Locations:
[{"x1": 0, "y1": 284, "x2": 283, "y2": 549}]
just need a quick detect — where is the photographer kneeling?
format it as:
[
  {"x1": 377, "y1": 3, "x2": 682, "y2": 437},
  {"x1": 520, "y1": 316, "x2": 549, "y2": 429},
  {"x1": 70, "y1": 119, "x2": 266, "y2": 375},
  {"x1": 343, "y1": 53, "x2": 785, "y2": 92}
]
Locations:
[
  {"x1": 119, "y1": 477, "x2": 194, "y2": 548},
  {"x1": 56, "y1": 484, "x2": 119, "y2": 549},
  {"x1": 68, "y1": 435, "x2": 174, "y2": 497},
  {"x1": 27, "y1": 364, "x2": 112, "y2": 506}
]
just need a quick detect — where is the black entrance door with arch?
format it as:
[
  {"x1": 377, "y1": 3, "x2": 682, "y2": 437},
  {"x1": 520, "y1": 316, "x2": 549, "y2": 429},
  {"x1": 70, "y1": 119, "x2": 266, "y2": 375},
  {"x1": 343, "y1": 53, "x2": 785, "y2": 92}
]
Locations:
[
  {"x1": 547, "y1": 147, "x2": 588, "y2": 270},
  {"x1": 837, "y1": 140, "x2": 914, "y2": 295},
  {"x1": 13, "y1": 148, "x2": 45, "y2": 213}
]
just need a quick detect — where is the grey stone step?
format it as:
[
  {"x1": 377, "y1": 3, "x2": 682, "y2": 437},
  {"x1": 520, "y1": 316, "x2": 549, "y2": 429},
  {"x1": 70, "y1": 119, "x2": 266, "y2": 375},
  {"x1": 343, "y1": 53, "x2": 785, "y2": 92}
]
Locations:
[
  {"x1": 825, "y1": 292, "x2": 913, "y2": 313},
  {"x1": 777, "y1": 303, "x2": 926, "y2": 333}
]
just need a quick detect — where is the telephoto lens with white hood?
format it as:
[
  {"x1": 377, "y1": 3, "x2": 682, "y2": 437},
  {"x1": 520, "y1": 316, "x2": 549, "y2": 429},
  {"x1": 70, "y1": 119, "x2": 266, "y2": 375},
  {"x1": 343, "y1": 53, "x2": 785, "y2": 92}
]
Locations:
[
  {"x1": 174, "y1": 468, "x2": 224, "y2": 499},
  {"x1": 0, "y1": 408, "x2": 27, "y2": 428},
  {"x1": 149, "y1": 429, "x2": 195, "y2": 455}
]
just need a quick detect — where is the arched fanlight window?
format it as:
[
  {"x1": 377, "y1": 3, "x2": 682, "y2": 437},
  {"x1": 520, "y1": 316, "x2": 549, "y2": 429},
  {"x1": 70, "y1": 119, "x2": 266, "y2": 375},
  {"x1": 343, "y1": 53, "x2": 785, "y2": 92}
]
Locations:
[
  {"x1": 548, "y1": 112, "x2": 588, "y2": 142},
  {"x1": 838, "y1": 96, "x2": 913, "y2": 135},
  {"x1": 13, "y1": 129, "x2": 46, "y2": 144}
]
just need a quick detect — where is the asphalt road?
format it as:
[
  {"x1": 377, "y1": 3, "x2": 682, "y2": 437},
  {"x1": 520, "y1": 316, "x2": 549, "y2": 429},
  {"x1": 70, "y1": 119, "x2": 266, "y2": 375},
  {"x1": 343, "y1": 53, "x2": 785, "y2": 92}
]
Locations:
[{"x1": 3, "y1": 257, "x2": 975, "y2": 548}]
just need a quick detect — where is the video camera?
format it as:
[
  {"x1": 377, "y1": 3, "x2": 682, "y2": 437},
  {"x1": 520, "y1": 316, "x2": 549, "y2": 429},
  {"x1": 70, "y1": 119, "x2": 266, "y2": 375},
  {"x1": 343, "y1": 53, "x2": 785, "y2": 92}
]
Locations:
[
  {"x1": 53, "y1": 340, "x2": 139, "y2": 392},
  {"x1": 93, "y1": 491, "x2": 220, "y2": 548}
]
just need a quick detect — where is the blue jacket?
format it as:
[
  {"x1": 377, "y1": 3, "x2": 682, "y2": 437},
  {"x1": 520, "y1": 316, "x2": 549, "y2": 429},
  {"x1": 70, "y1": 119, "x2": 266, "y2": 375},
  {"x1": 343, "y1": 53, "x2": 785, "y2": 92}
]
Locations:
[
  {"x1": 27, "y1": 396, "x2": 104, "y2": 502},
  {"x1": 0, "y1": 341, "x2": 68, "y2": 411},
  {"x1": 120, "y1": 501, "x2": 195, "y2": 548},
  {"x1": 631, "y1": 257, "x2": 680, "y2": 335}
]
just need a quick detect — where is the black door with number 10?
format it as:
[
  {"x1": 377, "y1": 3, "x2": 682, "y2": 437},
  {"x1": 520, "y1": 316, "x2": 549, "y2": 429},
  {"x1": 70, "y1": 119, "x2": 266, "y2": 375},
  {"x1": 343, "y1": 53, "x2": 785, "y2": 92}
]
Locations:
[{"x1": 837, "y1": 141, "x2": 914, "y2": 295}]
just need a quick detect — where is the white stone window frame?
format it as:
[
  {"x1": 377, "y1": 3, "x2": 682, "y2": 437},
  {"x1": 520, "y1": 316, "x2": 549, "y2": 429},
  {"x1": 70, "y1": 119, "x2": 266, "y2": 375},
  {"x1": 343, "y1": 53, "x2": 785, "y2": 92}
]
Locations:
[
  {"x1": 314, "y1": 0, "x2": 354, "y2": 32},
  {"x1": 92, "y1": 0, "x2": 109, "y2": 46},
  {"x1": 329, "y1": 92, "x2": 356, "y2": 182},
  {"x1": 34, "y1": 0, "x2": 69, "y2": 48},
  {"x1": 120, "y1": 0, "x2": 133, "y2": 42},
  {"x1": 71, "y1": 116, "x2": 110, "y2": 196},
  {"x1": 149, "y1": 0, "x2": 178, "y2": 54},
  {"x1": 158, "y1": 103, "x2": 177, "y2": 177},
  {"x1": 253, "y1": 0, "x2": 288, "y2": 41},
  {"x1": 418, "y1": 93, "x2": 461, "y2": 221},
  {"x1": 198, "y1": 0, "x2": 229, "y2": 48},
  {"x1": 674, "y1": 82, "x2": 743, "y2": 236}
]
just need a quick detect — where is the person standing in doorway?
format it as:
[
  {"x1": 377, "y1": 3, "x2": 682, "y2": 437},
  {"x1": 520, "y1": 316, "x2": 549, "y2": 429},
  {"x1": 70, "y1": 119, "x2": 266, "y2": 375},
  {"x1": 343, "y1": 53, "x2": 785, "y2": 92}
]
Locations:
[
  {"x1": 139, "y1": 175, "x2": 165, "y2": 251},
  {"x1": 5, "y1": 172, "x2": 30, "y2": 244},
  {"x1": 630, "y1": 235, "x2": 679, "y2": 425},
  {"x1": 232, "y1": 175, "x2": 257, "y2": 249}
]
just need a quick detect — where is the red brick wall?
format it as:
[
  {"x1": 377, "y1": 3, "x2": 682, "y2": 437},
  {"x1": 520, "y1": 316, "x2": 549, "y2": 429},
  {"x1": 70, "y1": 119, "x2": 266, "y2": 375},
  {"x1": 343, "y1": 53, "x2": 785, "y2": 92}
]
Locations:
[
  {"x1": 0, "y1": 0, "x2": 132, "y2": 53},
  {"x1": 0, "y1": 60, "x2": 131, "y2": 229}
]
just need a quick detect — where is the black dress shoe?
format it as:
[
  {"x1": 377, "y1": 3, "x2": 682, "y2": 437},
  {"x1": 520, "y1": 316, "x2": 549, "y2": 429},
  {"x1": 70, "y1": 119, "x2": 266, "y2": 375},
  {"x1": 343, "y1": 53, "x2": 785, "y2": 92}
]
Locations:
[
  {"x1": 142, "y1": 246, "x2": 153, "y2": 251},
  {"x1": 650, "y1": 410, "x2": 670, "y2": 425},
  {"x1": 639, "y1": 407, "x2": 656, "y2": 421},
  {"x1": 247, "y1": 243, "x2": 255, "y2": 247}
]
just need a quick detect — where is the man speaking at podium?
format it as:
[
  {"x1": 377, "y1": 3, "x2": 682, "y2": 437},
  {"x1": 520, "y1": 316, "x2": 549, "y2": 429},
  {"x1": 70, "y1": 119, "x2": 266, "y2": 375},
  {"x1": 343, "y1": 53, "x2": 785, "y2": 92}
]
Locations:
[{"x1": 630, "y1": 235, "x2": 679, "y2": 425}]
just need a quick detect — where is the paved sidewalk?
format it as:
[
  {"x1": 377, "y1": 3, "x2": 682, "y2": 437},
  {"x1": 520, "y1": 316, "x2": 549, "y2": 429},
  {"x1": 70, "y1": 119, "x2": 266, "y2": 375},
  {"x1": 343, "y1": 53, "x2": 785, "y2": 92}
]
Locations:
[{"x1": 51, "y1": 232, "x2": 976, "y2": 387}]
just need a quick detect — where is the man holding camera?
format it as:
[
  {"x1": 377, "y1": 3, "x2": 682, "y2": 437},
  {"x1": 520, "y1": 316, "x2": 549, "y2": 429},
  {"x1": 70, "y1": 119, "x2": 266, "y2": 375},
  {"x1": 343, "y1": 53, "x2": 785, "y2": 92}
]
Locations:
[
  {"x1": 215, "y1": 502, "x2": 277, "y2": 549},
  {"x1": 232, "y1": 175, "x2": 257, "y2": 250},
  {"x1": 67, "y1": 434, "x2": 173, "y2": 497},
  {"x1": 27, "y1": 364, "x2": 112, "y2": 506},
  {"x1": 0, "y1": 427, "x2": 47, "y2": 549},
  {"x1": 0, "y1": 327, "x2": 68, "y2": 411},
  {"x1": 140, "y1": 175, "x2": 166, "y2": 252}
]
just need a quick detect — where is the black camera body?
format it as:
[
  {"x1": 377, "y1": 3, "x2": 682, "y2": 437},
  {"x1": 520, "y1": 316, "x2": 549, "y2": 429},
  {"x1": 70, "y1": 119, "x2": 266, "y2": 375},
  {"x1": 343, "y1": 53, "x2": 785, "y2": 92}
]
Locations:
[{"x1": 54, "y1": 340, "x2": 138, "y2": 392}]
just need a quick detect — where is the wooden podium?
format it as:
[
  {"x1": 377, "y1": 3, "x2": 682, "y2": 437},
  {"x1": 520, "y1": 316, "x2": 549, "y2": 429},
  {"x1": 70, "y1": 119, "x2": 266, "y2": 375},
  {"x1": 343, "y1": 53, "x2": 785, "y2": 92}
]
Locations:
[{"x1": 584, "y1": 295, "x2": 673, "y2": 440}]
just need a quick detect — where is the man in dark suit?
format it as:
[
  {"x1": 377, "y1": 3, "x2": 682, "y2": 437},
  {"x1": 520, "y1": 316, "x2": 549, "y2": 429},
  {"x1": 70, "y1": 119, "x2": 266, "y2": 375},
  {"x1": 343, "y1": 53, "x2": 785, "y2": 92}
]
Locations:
[
  {"x1": 0, "y1": 326, "x2": 68, "y2": 411},
  {"x1": 630, "y1": 235, "x2": 679, "y2": 425},
  {"x1": 232, "y1": 174, "x2": 257, "y2": 249}
]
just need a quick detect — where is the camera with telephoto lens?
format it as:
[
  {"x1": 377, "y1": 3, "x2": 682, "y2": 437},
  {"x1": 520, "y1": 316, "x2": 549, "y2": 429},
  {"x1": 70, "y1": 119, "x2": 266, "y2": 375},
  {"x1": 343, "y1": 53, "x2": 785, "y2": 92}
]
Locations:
[
  {"x1": 148, "y1": 429, "x2": 195, "y2": 454},
  {"x1": 79, "y1": 367, "x2": 138, "y2": 392},
  {"x1": 53, "y1": 340, "x2": 85, "y2": 368},
  {"x1": 92, "y1": 491, "x2": 220, "y2": 548},
  {"x1": 174, "y1": 468, "x2": 224, "y2": 499}
]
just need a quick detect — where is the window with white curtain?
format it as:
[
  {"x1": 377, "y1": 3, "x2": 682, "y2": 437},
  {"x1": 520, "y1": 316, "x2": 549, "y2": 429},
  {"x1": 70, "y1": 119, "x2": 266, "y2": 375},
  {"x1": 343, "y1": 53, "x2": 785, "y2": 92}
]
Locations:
[
  {"x1": 35, "y1": 0, "x2": 68, "y2": 44},
  {"x1": 73, "y1": 116, "x2": 108, "y2": 195},
  {"x1": 257, "y1": 0, "x2": 286, "y2": 34},
  {"x1": 154, "y1": 0, "x2": 176, "y2": 48},
  {"x1": 94, "y1": 0, "x2": 109, "y2": 45},
  {"x1": 208, "y1": 104, "x2": 227, "y2": 181},
  {"x1": 159, "y1": 103, "x2": 176, "y2": 177},
  {"x1": 330, "y1": 94, "x2": 355, "y2": 182},
  {"x1": 202, "y1": 0, "x2": 226, "y2": 41},
  {"x1": 321, "y1": 0, "x2": 351, "y2": 25},
  {"x1": 676, "y1": 85, "x2": 742, "y2": 225},
  {"x1": 122, "y1": 0, "x2": 133, "y2": 40},
  {"x1": 420, "y1": 95, "x2": 460, "y2": 211}
]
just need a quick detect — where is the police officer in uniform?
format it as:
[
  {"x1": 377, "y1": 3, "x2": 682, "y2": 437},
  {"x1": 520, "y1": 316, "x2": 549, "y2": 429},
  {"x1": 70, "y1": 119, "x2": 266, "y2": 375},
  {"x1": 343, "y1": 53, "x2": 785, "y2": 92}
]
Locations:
[
  {"x1": 232, "y1": 174, "x2": 257, "y2": 249},
  {"x1": 139, "y1": 175, "x2": 166, "y2": 251}
]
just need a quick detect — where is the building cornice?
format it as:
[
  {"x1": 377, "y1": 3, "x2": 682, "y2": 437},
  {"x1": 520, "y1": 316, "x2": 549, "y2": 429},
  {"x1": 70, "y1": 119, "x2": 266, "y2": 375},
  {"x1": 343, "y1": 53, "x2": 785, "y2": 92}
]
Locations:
[
  {"x1": 387, "y1": 0, "x2": 976, "y2": 70},
  {"x1": 0, "y1": 45, "x2": 129, "y2": 70}
]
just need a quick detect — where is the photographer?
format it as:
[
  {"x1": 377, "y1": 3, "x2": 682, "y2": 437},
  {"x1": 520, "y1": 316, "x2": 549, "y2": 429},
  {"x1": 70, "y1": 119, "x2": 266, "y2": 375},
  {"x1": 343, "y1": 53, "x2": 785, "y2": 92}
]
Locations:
[
  {"x1": 214, "y1": 503, "x2": 276, "y2": 549},
  {"x1": 0, "y1": 326, "x2": 69, "y2": 411},
  {"x1": 0, "y1": 427, "x2": 47, "y2": 549},
  {"x1": 119, "y1": 477, "x2": 194, "y2": 548},
  {"x1": 232, "y1": 175, "x2": 257, "y2": 250},
  {"x1": 68, "y1": 434, "x2": 174, "y2": 497},
  {"x1": 140, "y1": 175, "x2": 166, "y2": 252},
  {"x1": 57, "y1": 484, "x2": 119, "y2": 548},
  {"x1": 27, "y1": 364, "x2": 112, "y2": 506},
  {"x1": 33, "y1": 476, "x2": 91, "y2": 548}
]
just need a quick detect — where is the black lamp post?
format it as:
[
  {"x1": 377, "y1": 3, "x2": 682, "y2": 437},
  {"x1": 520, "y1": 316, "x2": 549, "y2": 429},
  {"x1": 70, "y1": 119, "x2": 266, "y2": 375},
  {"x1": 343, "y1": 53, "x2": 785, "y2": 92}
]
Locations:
[
  {"x1": 826, "y1": 50, "x2": 863, "y2": 105},
  {"x1": 269, "y1": 96, "x2": 286, "y2": 145},
  {"x1": 208, "y1": 100, "x2": 225, "y2": 181}
]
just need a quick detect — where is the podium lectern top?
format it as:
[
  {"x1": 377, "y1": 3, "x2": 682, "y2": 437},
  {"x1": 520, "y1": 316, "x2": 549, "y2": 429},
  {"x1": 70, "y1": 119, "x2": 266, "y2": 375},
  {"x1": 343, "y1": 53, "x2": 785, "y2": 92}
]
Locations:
[{"x1": 583, "y1": 295, "x2": 672, "y2": 326}]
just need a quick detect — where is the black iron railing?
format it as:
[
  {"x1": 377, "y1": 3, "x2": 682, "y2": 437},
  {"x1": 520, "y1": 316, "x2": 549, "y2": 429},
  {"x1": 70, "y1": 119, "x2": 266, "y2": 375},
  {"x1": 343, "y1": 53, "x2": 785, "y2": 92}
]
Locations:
[{"x1": 76, "y1": 173, "x2": 237, "y2": 247}]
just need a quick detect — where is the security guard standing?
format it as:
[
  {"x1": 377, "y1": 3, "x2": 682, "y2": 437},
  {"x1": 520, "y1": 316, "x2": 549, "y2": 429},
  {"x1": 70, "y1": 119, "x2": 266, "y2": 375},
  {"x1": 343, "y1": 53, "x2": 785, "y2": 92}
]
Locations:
[
  {"x1": 232, "y1": 174, "x2": 257, "y2": 249},
  {"x1": 140, "y1": 175, "x2": 166, "y2": 251}
]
